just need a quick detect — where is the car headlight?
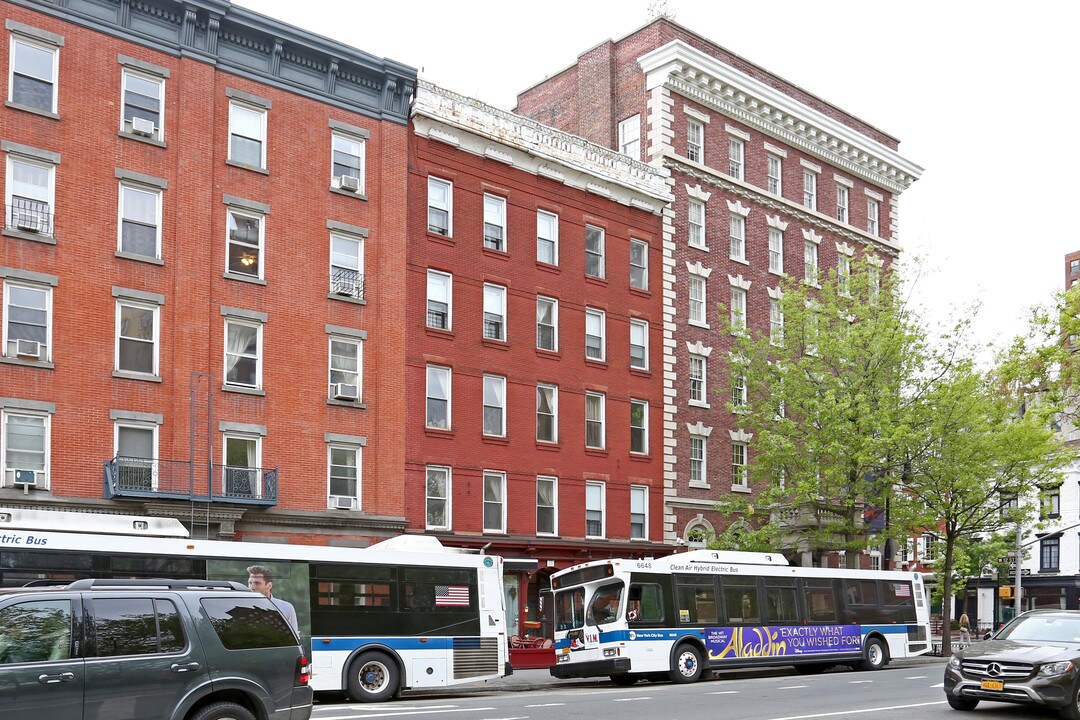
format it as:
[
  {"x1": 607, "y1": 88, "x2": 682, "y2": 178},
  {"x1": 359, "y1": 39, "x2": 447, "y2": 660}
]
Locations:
[
  {"x1": 1039, "y1": 661, "x2": 1074, "y2": 677},
  {"x1": 948, "y1": 655, "x2": 962, "y2": 669}
]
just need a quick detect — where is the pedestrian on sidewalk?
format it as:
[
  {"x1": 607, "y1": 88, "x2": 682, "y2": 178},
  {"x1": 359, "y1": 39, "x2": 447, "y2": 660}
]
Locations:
[{"x1": 958, "y1": 613, "x2": 971, "y2": 644}]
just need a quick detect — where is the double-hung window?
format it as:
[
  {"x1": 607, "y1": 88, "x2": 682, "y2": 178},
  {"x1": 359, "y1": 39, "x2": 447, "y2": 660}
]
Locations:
[
  {"x1": 537, "y1": 210, "x2": 558, "y2": 265},
  {"x1": 425, "y1": 365, "x2": 451, "y2": 430},
  {"x1": 426, "y1": 270, "x2": 452, "y2": 330},
  {"x1": 630, "y1": 239, "x2": 648, "y2": 290},
  {"x1": 9, "y1": 30, "x2": 58, "y2": 114},
  {"x1": 536, "y1": 383, "x2": 557, "y2": 443},
  {"x1": 223, "y1": 318, "x2": 261, "y2": 389},
  {"x1": 802, "y1": 170, "x2": 817, "y2": 210},
  {"x1": 687, "y1": 119, "x2": 703, "y2": 163},
  {"x1": 585, "y1": 391, "x2": 605, "y2": 449},
  {"x1": 768, "y1": 228, "x2": 784, "y2": 274},
  {"x1": 427, "y1": 177, "x2": 452, "y2": 236},
  {"x1": 327, "y1": 443, "x2": 360, "y2": 510},
  {"x1": 836, "y1": 185, "x2": 849, "y2": 224},
  {"x1": 330, "y1": 231, "x2": 364, "y2": 300},
  {"x1": 728, "y1": 137, "x2": 744, "y2": 180},
  {"x1": 228, "y1": 101, "x2": 266, "y2": 169},
  {"x1": 1041, "y1": 536, "x2": 1060, "y2": 572},
  {"x1": 121, "y1": 68, "x2": 164, "y2": 141},
  {"x1": 115, "y1": 421, "x2": 157, "y2": 490},
  {"x1": 689, "y1": 274, "x2": 706, "y2": 325},
  {"x1": 483, "y1": 194, "x2": 506, "y2": 251},
  {"x1": 729, "y1": 213, "x2": 745, "y2": 261},
  {"x1": 115, "y1": 297, "x2": 160, "y2": 377},
  {"x1": 804, "y1": 241, "x2": 819, "y2": 284},
  {"x1": 629, "y1": 319, "x2": 648, "y2": 370},
  {"x1": 732, "y1": 375, "x2": 747, "y2": 410},
  {"x1": 767, "y1": 155, "x2": 782, "y2": 195},
  {"x1": 483, "y1": 374, "x2": 506, "y2": 437},
  {"x1": 838, "y1": 255, "x2": 851, "y2": 296},
  {"x1": 226, "y1": 209, "x2": 263, "y2": 279},
  {"x1": 331, "y1": 130, "x2": 365, "y2": 194},
  {"x1": 732, "y1": 441, "x2": 748, "y2": 488},
  {"x1": 483, "y1": 470, "x2": 506, "y2": 533},
  {"x1": 630, "y1": 399, "x2": 648, "y2": 454},
  {"x1": 688, "y1": 199, "x2": 705, "y2": 248},
  {"x1": 867, "y1": 198, "x2": 880, "y2": 236},
  {"x1": 689, "y1": 434, "x2": 706, "y2": 485},
  {"x1": 584, "y1": 308, "x2": 605, "y2": 361},
  {"x1": 769, "y1": 298, "x2": 784, "y2": 345},
  {"x1": 3, "y1": 410, "x2": 49, "y2": 488},
  {"x1": 689, "y1": 355, "x2": 706, "y2": 404},
  {"x1": 585, "y1": 225, "x2": 605, "y2": 279},
  {"x1": 328, "y1": 334, "x2": 362, "y2": 403},
  {"x1": 5, "y1": 152, "x2": 55, "y2": 236},
  {"x1": 483, "y1": 283, "x2": 506, "y2": 341},
  {"x1": 618, "y1": 115, "x2": 640, "y2": 158},
  {"x1": 3, "y1": 279, "x2": 51, "y2": 362},
  {"x1": 118, "y1": 182, "x2": 161, "y2": 259},
  {"x1": 426, "y1": 465, "x2": 451, "y2": 530},
  {"x1": 222, "y1": 433, "x2": 261, "y2": 499},
  {"x1": 536, "y1": 296, "x2": 557, "y2": 351},
  {"x1": 585, "y1": 481, "x2": 605, "y2": 538},
  {"x1": 536, "y1": 476, "x2": 557, "y2": 536},
  {"x1": 630, "y1": 486, "x2": 647, "y2": 539},
  {"x1": 730, "y1": 287, "x2": 747, "y2": 331}
]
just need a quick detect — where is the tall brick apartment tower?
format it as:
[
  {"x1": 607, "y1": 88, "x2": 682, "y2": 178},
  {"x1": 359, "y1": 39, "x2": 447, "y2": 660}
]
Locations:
[
  {"x1": 1, "y1": 0, "x2": 415, "y2": 543},
  {"x1": 516, "y1": 17, "x2": 923, "y2": 565}
]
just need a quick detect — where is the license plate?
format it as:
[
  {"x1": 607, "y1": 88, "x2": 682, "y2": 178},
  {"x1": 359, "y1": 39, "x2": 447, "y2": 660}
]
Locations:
[{"x1": 981, "y1": 680, "x2": 1004, "y2": 691}]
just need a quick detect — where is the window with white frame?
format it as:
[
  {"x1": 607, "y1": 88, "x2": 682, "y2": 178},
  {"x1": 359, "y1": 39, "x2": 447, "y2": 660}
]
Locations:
[
  {"x1": 868, "y1": 263, "x2": 881, "y2": 301},
  {"x1": 537, "y1": 475, "x2": 557, "y2": 536},
  {"x1": 769, "y1": 298, "x2": 784, "y2": 345},
  {"x1": 9, "y1": 32, "x2": 58, "y2": 114},
  {"x1": 618, "y1": 114, "x2": 640, "y2": 158},
  {"x1": 115, "y1": 422, "x2": 157, "y2": 490},
  {"x1": 328, "y1": 444, "x2": 360, "y2": 509},
  {"x1": 869, "y1": 552, "x2": 882, "y2": 571},
  {"x1": 118, "y1": 183, "x2": 161, "y2": 258},
  {"x1": 115, "y1": 300, "x2": 158, "y2": 376},
  {"x1": 483, "y1": 284, "x2": 507, "y2": 341},
  {"x1": 836, "y1": 185, "x2": 849, "y2": 224},
  {"x1": 425, "y1": 365, "x2": 451, "y2": 430},
  {"x1": 585, "y1": 308, "x2": 605, "y2": 361},
  {"x1": 585, "y1": 225, "x2": 605, "y2": 279},
  {"x1": 689, "y1": 354, "x2": 706, "y2": 404},
  {"x1": 426, "y1": 270, "x2": 451, "y2": 330},
  {"x1": 483, "y1": 194, "x2": 506, "y2": 251},
  {"x1": 483, "y1": 470, "x2": 506, "y2": 532},
  {"x1": 802, "y1": 170, "x2": 817, "y2": 210},
  {"x1": 330, "y1": 231, "x2": 364, "y2": 299},
  {"x1": 629, "y1": 319, "x2": 648, "y2": 370},
  {"x1": 630, "y1": 485, "x2": 647, "y2": 539},
  {"x1": 536, "y1": 295, "x2": 557, "y2": 351},
  {"x1": 328, "y1": 336, "x2": 362, "y2": 402},
  {"x1": 483, "y1": 374, "x2": 506, "y2": 437},
  {"x1": 767, "y1": 155, "x2": 782, "y2": 195},
  {"x1": 730, "y1": 287, "x2": 747, "y2": 331},
  {"x1": 426, "y1": 465, "x2": 450, "y2": 530},
  {"x1": 536, "y1": 383, "x2": 557, "y2": 443},
  {"x1": 5, "y1": 153, "x2": 55, "y2": 235},
  {"x1": 3, "y1": 410, "x2": 49, "y2": 488},
  {"x1": 585, "y1": 391, "x2": 605, "y2": 449},
  {"x1": 921, "y1": 533, "x2": 938, "y2": 563},
  {"x1": 121, "y1": 68, "x2": 164, "y2": 140},
  {"x1": 732, "y1": 440, "x2": 748, "y2": 488},
  {"x1": 226, "y1": 209, "x2": 263, "y2": 279},
  {"x1": 331, "y1": 132, "x2": 365, "y2": 193},
  {"x1": 4, "y1": 281, "x2": 51, "y2": 361},
  {"x1": 224, "y1": 319, "x2": 261, "y2": 389},
  {"x1": 689, "y1": 434, "x2": 705, "y2": 485},
  {"x1": 427, "y1": 176, "x2": 452, "y2": 236},
  {"x1": 630, "y1": 238, "x2": 648, "y2": 290},
  {"x1": 689, "y1": 274, "x2": 706, "y2": 325},
  {"x1": 585, "y1": 481, "x2": 605, "y2": 538},
  {"x1": 688, "y1": 199, "x2": 705, "y2": 248},
  {"x1": 804, "y1": 241, "x2": 819, "y2": 284},
  {"x1": 729, "y1": 213, "x2": 745, "y2": 261},
  {"x1": 728, "y1": 136, "x2": 744, "y2": 180},
  {"x1": 838, "y1": 255, "x2": 851, "y2": 296},
  {"x1": 867, "y1": 198, "x2": 879, "y2": 235},
  {"x1": 630, "y1": 399, "x2": 648, "y2": 454},
  {"x1": 537, "y1": 210, "x2": 558, "y2": 265},
  {"x1": 731, "y1": 375, "x2": 747, "y2": 411},
  {"x1": 768, "y1": 228, "x2": 784, "y2": 274},
  {"x1": 687, "y1": 119, "x2": 704, "y2": 163},
  {"x1": 228, "y1": 101, "x2": 266, "y2": 169},
  {"x1": 222, "y1": 433, "x2": 261, "y2": 498}
]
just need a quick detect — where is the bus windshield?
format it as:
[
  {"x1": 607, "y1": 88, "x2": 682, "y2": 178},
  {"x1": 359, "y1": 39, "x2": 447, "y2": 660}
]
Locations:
[
  {"x1": 587, "y1": 583, "x2": 623, "y2": 625},
  {"x1": 554, "y1": 588, "x2": 586, "y2": 631}
]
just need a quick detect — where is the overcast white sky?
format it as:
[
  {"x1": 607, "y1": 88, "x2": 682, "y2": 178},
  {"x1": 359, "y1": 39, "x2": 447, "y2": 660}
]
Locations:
[{"x1": 242, "y1": 0, "x2": 1078, "y2": 353}]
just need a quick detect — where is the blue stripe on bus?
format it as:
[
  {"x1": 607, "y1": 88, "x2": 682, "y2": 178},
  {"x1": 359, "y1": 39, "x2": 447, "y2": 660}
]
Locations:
[
  {"x1": 315, "y1": 637, "x2": 468, "y2": 652},
  {"x1": 554, "y1": 624, "x2": 917, "y2": 649}
]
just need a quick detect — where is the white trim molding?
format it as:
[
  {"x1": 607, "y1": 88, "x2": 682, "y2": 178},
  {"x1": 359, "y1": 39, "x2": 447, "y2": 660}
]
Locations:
[
  {"x1": 686, "y1": 421, "x2": 713, "y2": 437},
  {"x1": 685, "y1": 340, "x2": 713, "y2": 356},
  {"x1": 728, "y1": 274, "x2": 752, "y2": 290}
]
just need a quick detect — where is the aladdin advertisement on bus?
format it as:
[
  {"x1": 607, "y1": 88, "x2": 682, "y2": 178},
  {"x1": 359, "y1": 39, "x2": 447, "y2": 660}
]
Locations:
[{"x1": 707, "y1": 624, "x2": 863, "y2": 659}]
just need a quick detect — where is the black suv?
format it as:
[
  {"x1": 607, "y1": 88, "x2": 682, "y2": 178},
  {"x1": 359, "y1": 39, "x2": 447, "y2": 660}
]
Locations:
[
  {"x1": 0, "y1": 579, "x2": 313, "y2": 720},
  {"x1": 944, "y1": 609, "x2": 1080, "y2": 719}
]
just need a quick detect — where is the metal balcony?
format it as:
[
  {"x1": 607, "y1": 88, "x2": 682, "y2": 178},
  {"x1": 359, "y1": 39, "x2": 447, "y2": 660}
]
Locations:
[
  {"x1": 6, "y1": 199, "x2": 53, "y2": 235},
  {"x1": 330, "y1": 267, "x2": 364, "y2": 300},
  {"x1": 103, "y1": 457, "x2": 278, "y2": 506}
]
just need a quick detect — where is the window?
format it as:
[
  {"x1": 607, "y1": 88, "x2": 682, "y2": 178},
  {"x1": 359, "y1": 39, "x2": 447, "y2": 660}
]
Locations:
[
  {"x1": 427, "y1": 177, "x2": 453, "y2": 236},
  {"x1": 630, "y1": 319, "x2": 648, "y2": 370},
  {"x1": 328, "y1": 337, "x2": 361, "y2": 401},
  {"x1": 118, "y1": 183, "x2": 161, "y2": 258},
  {"x1": 585, "y1": 391, "x2": 605, "y2": 449},
  {"x1": 802, "y1": 170, "x2": 817, "y2": 210},
  {"x1": 585, "y1": 481, "x2": 605, "y2": 538},
  {"x1": 618, "y1": 114, "x2": 640, "y2": 158},
  {"x1": 483, "y1": 470, "x2": 506, "y2": 533},
  {"x1": 922, "y1": 534, "x2": 938, "y2": 563},
  {"x1": 537, "y1": 210, "x2": 558, "y2": 265},
  {"x1": 689, "y1": 354, "x2": 706, "y2": 404},
  {"x1": 689, "y1": 435, "x2": 705, "y2": 485},
  {"x1": 730, "y1": 287, "x2": 747, "y2": 331},
  {"x1": 804, "y1": 241, "x2": 818, "y2": 284},
  {"x1": 425, "y1": 365, "x2": 451, "y2": 430},
  {"x1": 585, "y1": 225, "x2": 605, "y2": 278},
  {"x1": 584, "y1": 308, "x2": 605, "y2": 361},
  {"x1": 224, "y1": 319, "x2": 261, "y2": 389},
  {"x1": 536, "y1": 383, "x2": 557, "y2": 443},
  {"x1": 836, "y1": 185, "x2": 849, "y2": 223},
  {"x1": 769, "y1": 298, "x2": 784, "y2": 345},
  {"x1": 426, "y1": 270, "x2": 451, "y2": 330},
  {"x1": 9, "y1": 33, "x2": 58, "y2": 113},
  {"x1": 426, "y1": 465, "x2": 450, "y2": 530},
  {"x1": 838, "y1": 255, "x2": 851, "y2": 295},
  {"x1": 732, "y1": 441, "x2": 748, "y2": 488},
  {"x1": 228, "y1": 102, "x2": 266, "y2": 168},
  {"x1": 222, "y1": 433, "x2": 260, "y2": 498},
  {"x1": 630, "y1": 486, "x2": 647, "y2": 539},
  {"x1": 1043, "y1": 488, "x2": 1061, "y2": 519},
  {"x1": 330, "y1": 232, "x2": 364, "y2": 299},
  {"x1": 536, "y1": 296, "x2": 558, "y2": 351},
  {"x1": 328, "y1": 445, "x2": 360, "y2": 508},
  {"x1": 687, "y1": 119, "x2": 703, "y2": 163},
  {"x1": 5, "y1": 154, "x2": 54, "y2": 236},
  {"x1": 630, "y1": 239, "x2": 648, "y2": 290},
  {"x1": 3, "y1": 411, "x2": 48, "y2": 488},
  {"x1": 331, "y1": 133, "x2": 365, "y2": 193},
  {"x1": 121, "y1": 69, "x2": 163, "y2": 140},
  {"x1": 767, "y1": 155, "x2": 782, "y2": 195},
  {"x1": 3, "y1": 281, "x2": 51, "y2": 361},
  {"x1": 537, "y1": 476, "x2": 557, "y2": 536},
  {"x1": 868, "y1": 553, "x2": 882, "y2": 572},
  {"x1": 483, "y1": 194, "x2": 506, "y2": 251},
  {"x1": 630, "y1": 399, "x2": 648, "y2": 454},
  {"x1": 732, "y1": 375, "x2": 747, "y2": 411},
  {"x1": 768, "y1": 228, "x2": 784, "y2": 274},
  {"x1": 1041, "y1": 536, "x2": 1060, "y2": 572},
  {"x1": 226, "y1": 209, "x2": 263, "y2": 279},
  {"x1": 728, "y1": 137, "x2": 744, "y2": 180},
  {"x1": 115, "y1": 422, "x2": 157, "y2": 490},
  {"x1": 482, "y1": 284, "x2": 507, "y2": 341},
  {"x1": 688, "y1": 200, "x2": 706, "y2": 250},
  {"x1": 115, "y1": 300, "x2": 158, "y2": 376},
  {"x1": 729, "y1": 213, "x2": 745, "y2": 261},
  {"x1": 867, "y1": 198, "x2": 880, "y2": 235},
  {"x1": 483, "y1": 374, "x2": 506, "y2": 437},
  {"x1": 689, "y1": 274, "x2": 706, "y2": 325}
]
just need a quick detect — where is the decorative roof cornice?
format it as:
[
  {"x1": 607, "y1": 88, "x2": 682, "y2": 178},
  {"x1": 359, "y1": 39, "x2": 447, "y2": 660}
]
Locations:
[
  {"x1": 638, "y1": 41, "x2": 923, "y2": 194},
  {"x1": 413, "y1": 81, "x2": 671, "y2": 213}
]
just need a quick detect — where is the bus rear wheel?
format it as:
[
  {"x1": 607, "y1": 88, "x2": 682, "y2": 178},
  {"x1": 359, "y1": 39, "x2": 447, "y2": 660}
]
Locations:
[
  {"x1": 669, "y1": 644, "x2": 703, "y2": 684},
  {"x1": 347, "y1": 651, "x2": 399, "y2": 702},
  {"x1": 859, "y1": 637, "x2": 887, "y2": 671}
]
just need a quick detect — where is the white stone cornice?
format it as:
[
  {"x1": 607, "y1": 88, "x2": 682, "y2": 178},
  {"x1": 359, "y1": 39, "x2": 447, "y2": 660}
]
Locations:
[
  {"x1": 867, "y1": 254, "x2": 885, "y2": 267},
  {"x1": 686, "y1": 421, "x2": 713, "y2": 436},
  {"x1": 484, "y1": 146, "x2": 513, "y2": 165},
  {"x1": 729, "y1": 428, "x2": 753, "y2": 442},
  {"x1": 684, "y1": 105, "x2": 710, "y2": 123},
  {"x1": 725, "y1": 124, "x2": 750, "y2": 141},
  {"x1": 764, "y1": 141, "x2": 788, "y2": 158},
  {"x1": 800, "y1": 158, "x2": 822, "y2": 173},
  {"x1": 835, "y1": 241, "x2": 855, "y2": 257},
  {"x1": 686, "y1": 340, "x2": 713, "y2": 356},
  {"x1": 834, "y1": 174, "x2": 854, "y2": 188},
  {"x1": 728, "y1": 274, "x2": 751, "y2": 290},
  {"x1": 726, "y1": 198, "x2": 751, "y2": 217},
  {"x1": 766, "y1": 214, "x2": 788, "y2": 231},
  {"x1": 686, "y1": 260, "x2": 712, "y2": 277},
  {"x1": 767, "y1": 285, "x2": 783, "y2": 300},
  {"x1": 864, "y1": 187, "x2": 884, "y2": 201},
  {"x1": 802, "y1": 228, "x2": 823, "y2": 245},
  {"x1": 685, "y1": 183, "x2": 712, "y2": 202},
  {"x1": 638, "y1": 41, "x2": 923, "y2": 194}
]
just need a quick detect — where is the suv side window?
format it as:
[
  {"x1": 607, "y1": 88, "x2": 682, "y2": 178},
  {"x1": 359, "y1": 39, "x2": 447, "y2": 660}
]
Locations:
[
  {"x1": 201, "y1": 597, "x2": 296, "y2": 649},
  {"x1": 0, "y1": 599, "x2": 72, "y2": 664},
  {"x1": 92, "y1": 597, "x2": 185, "y2": 656}
]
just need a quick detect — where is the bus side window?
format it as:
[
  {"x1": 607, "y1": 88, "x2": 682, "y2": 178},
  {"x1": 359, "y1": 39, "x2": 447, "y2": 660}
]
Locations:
[
  {"x1": 763, "y1": 579, "x2": 799, "y2": 624},
  {"x1": 627, "y1": 583, "x2": 663, "y2": 624},
  {"x1": 723, "y1": 580, "x2": 759, "y2": 624},
  {"x1": 802, "y1": 579, "x2": 838, "y2": 623}
]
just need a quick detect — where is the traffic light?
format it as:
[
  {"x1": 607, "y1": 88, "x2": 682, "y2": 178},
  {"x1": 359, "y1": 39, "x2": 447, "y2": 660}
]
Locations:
[{"x1": 999, "y1": 585, "x2": 1014, "y2": 599}]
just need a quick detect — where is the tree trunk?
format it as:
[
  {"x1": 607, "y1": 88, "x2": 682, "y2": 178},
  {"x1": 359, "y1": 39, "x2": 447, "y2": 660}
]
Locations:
[{"x1": 940, "y1": 538, "x2": 955, "y2": 657}]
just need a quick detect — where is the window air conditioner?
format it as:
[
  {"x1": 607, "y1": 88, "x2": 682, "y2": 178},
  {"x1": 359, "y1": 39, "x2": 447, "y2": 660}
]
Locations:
[
  {"x1": 131, "y1": 117, "x2": 156, "y2": 137},
  {"x1": 332, "y1": 495, "x2": 357, "y2": 510},
  {"x1": 13, "y1": 469, "x2": 37, "y2": 486},
  {"x1": 15, "y1": 339, "x2": 41, "y2": 359},
  {"x1": 333, "y1": 383, "x2": 359, "y2": 401},
  {"x1": 338, "y1": 175, "x2": 361, "y2": 193}
]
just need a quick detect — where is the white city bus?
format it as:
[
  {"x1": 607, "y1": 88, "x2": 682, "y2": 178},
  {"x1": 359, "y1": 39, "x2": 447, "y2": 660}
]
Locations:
[
  {"x1": 0, "y1": 508, "x2": 509, "y2": 701},
  {"x1": 549, "y1": 547, "x2": 931, "y2": 684}
]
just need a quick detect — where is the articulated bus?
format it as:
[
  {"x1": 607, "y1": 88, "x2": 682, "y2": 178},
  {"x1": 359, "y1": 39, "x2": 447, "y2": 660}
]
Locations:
[
  {"x1": 549, "y1": 548, "x2": 931, "y2": 684},
  {"x1": 0, "y1": 508, "x2": 510, "y2": 701}
]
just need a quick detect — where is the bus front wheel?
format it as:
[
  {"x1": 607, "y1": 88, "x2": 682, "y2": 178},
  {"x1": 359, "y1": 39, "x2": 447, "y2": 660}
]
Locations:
[
  {"x1": 669, "y1": 644, "x2": 703, "y2": 683},
  {"x1": 347, "y1": 651, "x2": 399, "y2": 702},
  {"x1": 859, "y1": 637, "x2": 887, "y2": 671}
]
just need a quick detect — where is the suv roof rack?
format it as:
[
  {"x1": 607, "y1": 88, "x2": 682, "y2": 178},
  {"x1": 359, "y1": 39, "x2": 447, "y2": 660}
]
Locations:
[{"x1": 67, "y1": 579, "x2": 249, "y2": 591}]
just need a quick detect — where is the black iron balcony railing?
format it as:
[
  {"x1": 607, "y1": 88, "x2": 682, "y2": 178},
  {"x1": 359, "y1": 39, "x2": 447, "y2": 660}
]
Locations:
[
  {"x1": 7, "y1": 198, "x2": 53, "y2": 235},
  {"x1": 330, "y1": 267, "x2": 365, "y2": 300},
  {"x1": 103, "y1": 456, "x2": 278, "y2": 506}
]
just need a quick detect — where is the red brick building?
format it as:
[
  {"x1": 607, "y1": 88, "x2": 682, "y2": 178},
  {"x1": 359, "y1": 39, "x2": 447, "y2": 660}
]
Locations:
[
  {"x1": 515, "y1": 18, "x2": 923, "y2": 566},
  {"x1": 407, "y1": 82, "x2": 670, "y2": 638},
  {"x1": 1, "y1": 0, "x2": 415, "y2": 542}
]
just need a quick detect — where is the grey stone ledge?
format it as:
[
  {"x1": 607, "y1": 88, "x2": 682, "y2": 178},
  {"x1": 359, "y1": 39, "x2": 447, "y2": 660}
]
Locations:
[
  {"x1": 0, "y1": 267, "x2": 58, "y2": 286},
  {"x1": 220, "y1": 306, "x2": 267, "y2": 323},
  {"x1": 115, "y1": 168, "x2": 168, "y2": 189},
  {"x1": 325, "y1": 324, "x2": 367, "y2": 340},
  {"x1": 2, "y1": 141, "x2": 60, "y2": 164},
  {"x1": 219, "y1": 421, "x2": 267, "y2": 436},
  {"x1": 112, "y1": 286, "x2": 165, "y2": 305},
  {"x1": 327, "y1": 219, "x2": 368, "y2": 237},
  {"x1": 117, "y1": 54, "x2": 169, "y2": 77},
  {"x1": 0, "y1": 397, "x2": 55, "y2": 413},
  {"x1": 109, "y1": 409, "x2": 163, "y2": 424},
  {"x1": 329, "y1": 118, "x2": 370, "y2": 138},
  {"x1": 325, "y1": 433, "x2": 367, "y2": 446},
  {"x1": 225, "y1": 87, "x2": 272, "y2": 109},
  {"x1": 223, "y1": 194, "x2": 270, "y2": 215},
  {"x1": 6, "y1": 19, "x2": 63, "y2": 45}
]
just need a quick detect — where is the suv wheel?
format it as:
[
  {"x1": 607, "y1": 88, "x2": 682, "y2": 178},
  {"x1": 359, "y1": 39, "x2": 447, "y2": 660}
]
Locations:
[
  {"x1": 1062, "y1": 680, "x2": 1080, "y2": 720},
  {"x1": 189, "y1": 702, "x2": 256, "y2": 720},
  {"x1": 946, "y1": 695, "x2": 979, "y2": 712},
  {"x1": 347, "y1": 651, "x2": 399, "y2": 702}
]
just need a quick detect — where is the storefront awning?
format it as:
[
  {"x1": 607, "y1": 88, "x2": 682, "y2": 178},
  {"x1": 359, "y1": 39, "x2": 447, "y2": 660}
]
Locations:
[{"x1": 503, "y1": 557, "x2": 540, "y2": 572}]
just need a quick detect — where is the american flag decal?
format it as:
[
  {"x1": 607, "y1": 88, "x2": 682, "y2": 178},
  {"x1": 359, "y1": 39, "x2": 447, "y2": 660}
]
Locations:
[
  {"x1": 435, "y1": 584, "x2": 470, "y2": 606},
  {"x1": 894, "y1": 583, "x2": 911, "y2": 597}
]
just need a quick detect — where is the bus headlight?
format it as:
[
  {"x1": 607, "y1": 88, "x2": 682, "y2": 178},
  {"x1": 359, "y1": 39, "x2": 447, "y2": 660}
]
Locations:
[{"x1": 603, "y1": 648, "x2": 618, "y2": 657}]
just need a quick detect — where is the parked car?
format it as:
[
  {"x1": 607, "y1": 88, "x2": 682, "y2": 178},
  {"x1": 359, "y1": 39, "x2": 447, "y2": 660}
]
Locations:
[
  {"x1": 0, "y1": 578, "x2": 312, "y2": 720},
  {"x1": 944, "y1": 609, "x2": 1080, "y2": 719}
]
